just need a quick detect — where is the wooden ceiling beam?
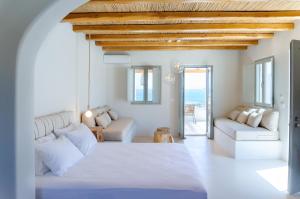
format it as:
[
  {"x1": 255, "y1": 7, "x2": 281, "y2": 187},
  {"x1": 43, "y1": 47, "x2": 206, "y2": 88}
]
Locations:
[
  {"x1": 73, "y1": 23, "x2": 294, "y2": 34},
  {"x1": 102, "y1": 46, "x2": 248, "y2": 51},
  {"x1": 87, "y1": 33, "x2": 273, "y2": 41},
  {"x1": 64, "y1": 11, "x2": 300, "y2": 25},
  {"x1": 90, "y1": 0, "x2": 224, "y2": 3},
  {"x1": 96, "y1": 40, "x2": 258, "y2": 47}
]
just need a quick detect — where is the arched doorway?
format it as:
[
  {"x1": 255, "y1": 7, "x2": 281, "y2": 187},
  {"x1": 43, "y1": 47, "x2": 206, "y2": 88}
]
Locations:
[{"x1": 0, "y1": 1, "x2": 87, "y2": 198}]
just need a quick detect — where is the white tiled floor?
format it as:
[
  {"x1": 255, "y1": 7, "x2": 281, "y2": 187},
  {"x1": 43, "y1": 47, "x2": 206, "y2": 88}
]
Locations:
[
  {"x1": 182, "y1": 136, "x2": 300, "y2": 199},
  {"x1": 184, "y1": 115, "x2": 206, "y2": 136},
  {"x1": 134, "y1": 136, "x2": 300, "y2": 199}
]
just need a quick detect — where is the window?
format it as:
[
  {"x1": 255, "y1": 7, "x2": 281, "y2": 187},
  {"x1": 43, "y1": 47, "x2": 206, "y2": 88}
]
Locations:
[
  {"x1": 255, "y1": 57, "x2": 274, "y2": 107},
  {"x1": 127, "y1": 66, "x2": 161, "y2": 104}
]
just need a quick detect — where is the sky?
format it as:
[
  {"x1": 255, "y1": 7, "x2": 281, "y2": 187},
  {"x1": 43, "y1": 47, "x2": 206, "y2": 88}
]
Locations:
[{"x1": 185, "y1": 72, "x2": 206, "y2": 90}]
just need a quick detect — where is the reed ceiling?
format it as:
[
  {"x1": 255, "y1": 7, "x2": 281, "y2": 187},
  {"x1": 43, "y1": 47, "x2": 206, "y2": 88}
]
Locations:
[{"x1": 63, "y1": 0, "x2": 300, "y2": 51}]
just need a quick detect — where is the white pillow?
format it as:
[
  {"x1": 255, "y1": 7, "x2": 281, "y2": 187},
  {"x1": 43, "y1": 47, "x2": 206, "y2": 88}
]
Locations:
[
  {"x1": 64, "y1": 124, "x2": 97, "y2": 155},
  {"x1": 96, "y1": 113, "x2": 112, "y2": 128},
  {"x1": 34, "y1": 133, "x2": 56, "y2": 176},
  {"x1": 247, "y1": 112, "x2": 263, "y2": 128},
  {"x1": 54, "y1": 123, "x2": 78, "y2": 137},
  {"x1": 236, "y1": 111, "x2": 251, "y2": 124},
  {"x1": 108, "y1": 109, "x2": 119, "y2": 120},
  {"x1": 227, "y1": 110, "x2": 240, "y2": 121},
  {"x1": 35, "y1": 136, "x2": 84, "y2": 176},
  {"x1": 260, "y1": 110, "x2": 279, "y2": 131}
]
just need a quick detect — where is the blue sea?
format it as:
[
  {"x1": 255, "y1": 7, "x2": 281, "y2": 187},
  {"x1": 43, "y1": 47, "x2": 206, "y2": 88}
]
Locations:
[
  {"x1": 135, "y1": 89, "x2": 206, "y2": 104},
  {"x1": 185, "y1": 89, "x2": 206, "y2": 104}
]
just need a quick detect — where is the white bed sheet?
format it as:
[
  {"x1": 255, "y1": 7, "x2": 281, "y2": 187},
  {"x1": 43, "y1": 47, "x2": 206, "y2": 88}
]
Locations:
[{"x1": 36, "y1": 143, "x2": 207, "y2": 199}]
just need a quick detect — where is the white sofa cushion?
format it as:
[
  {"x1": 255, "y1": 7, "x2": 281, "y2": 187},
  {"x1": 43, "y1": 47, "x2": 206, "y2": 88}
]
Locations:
[
  {"x1": 102, "y1": 117, "x2": 134, "y2": 141},
  {"x1": 260, "y1": 110, "x2": 279, "y2": 131},
  {"x1": 96, "y1": 112, "x2": 112, "y2": 128},
  {"x1": 247, "y1": 112, "x2": 263, "y2": 128},
  {"x1": 108, "y1": 109, "x2": 119, "y2": 120},
  {"x1": 236, "y1": 111, "x2": 251, "y2": 124},
  {"x1": 214, "y1": 118, "x2": 279, "y2": 141},
  {"x1": 227, "y1": 110, "x2": 240, "y2": 121}
]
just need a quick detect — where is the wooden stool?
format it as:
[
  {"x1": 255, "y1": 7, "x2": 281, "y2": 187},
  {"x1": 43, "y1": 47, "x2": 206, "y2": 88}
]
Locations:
[{"x1": 154, "y1": 127, "x2": 174, "y2": 143}]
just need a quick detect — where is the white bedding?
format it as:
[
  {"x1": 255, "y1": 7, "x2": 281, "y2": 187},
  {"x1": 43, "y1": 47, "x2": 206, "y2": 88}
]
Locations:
[{"x1": 36, "y1": 143, "x2": 207, "y2": 199}]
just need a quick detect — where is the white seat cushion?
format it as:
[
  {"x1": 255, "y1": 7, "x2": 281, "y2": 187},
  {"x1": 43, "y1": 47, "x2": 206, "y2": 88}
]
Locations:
[
  {"x1": 214, "y1": 118, "x2": 279, "y2": 141},
  {"x1": 102, "y1": 117, "x2": 134, "y2": 141}
]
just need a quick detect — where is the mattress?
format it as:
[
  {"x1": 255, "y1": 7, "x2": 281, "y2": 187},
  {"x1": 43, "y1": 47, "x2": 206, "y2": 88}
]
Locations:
[
  {"x1": 36, "y1": 143, "x2": 207, "y2": 199},
  {"x1": 214, "y1": 118, "x2": 279, "y2": 141}
]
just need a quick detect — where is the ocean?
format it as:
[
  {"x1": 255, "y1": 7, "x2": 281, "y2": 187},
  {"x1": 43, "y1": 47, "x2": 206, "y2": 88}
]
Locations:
[
  {"x1": 184, "y1": 89, "x2": 206, "y2": 105},
  {"x1": 135, "y1": 89, "x2": 206, "y2": 104}
]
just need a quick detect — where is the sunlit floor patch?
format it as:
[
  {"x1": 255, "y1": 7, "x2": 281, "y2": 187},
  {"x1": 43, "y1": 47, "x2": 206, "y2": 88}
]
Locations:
[{"x1": 257, "y1": 166, "x2": 288, "y2": 192}]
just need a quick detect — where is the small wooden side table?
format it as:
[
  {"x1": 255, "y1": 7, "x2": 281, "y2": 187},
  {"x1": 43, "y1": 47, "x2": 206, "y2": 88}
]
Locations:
[
  {"x1": 89, "y1": 127, "x2": 104, "y2": 142},
  {"x1": 154, "y1": 127, "x2": 174, "y2": 143}
]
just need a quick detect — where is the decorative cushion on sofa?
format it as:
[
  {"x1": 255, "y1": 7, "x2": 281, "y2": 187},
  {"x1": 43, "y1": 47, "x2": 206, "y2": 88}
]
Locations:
[
  {"x1": 81, "y1": 105, "x2": 111, "y2": 128},
  {"x1": 108, "y1": 109, "x2": 119, "y2": 120},
  {"x1": 227, "y1": 110, "x2": 241, "y2": 121},
  {"x1": 247, "y1": 112, "x2": 263, "y2": 128},
  {"x1": 81, "y1": 113, "x2": 96, "y2": 128},
  {"x1": 236, "y1": 111, "x2": 251, "y2": 124},
  {"x1": 260, "y1": 110, "x2": 279, "y2": 131},
  {"x1": 96, "y1": 112, "x2": 112, "y2": 128}
]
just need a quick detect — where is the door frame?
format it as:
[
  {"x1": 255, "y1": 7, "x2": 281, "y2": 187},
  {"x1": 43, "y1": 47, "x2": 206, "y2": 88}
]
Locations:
[
  {"x1": 288, "y1": 40, "x2": 300, "y2": 194},
  {"x1": 179, "y1": 65, "x2": 213, "y2": 138}
]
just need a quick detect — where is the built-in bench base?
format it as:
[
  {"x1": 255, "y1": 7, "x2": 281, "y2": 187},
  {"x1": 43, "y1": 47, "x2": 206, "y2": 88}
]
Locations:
[{"x1": 214, "y1": 127, "x2": 282, "y2": 159}]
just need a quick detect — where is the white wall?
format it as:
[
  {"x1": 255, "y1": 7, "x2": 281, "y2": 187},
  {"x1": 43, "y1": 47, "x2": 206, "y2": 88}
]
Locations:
[
  {"x1": 105, "y1": 50, "x2": 241, "y2": 136},
  {"x1": 240, "y1": 22, "x2": 300, "y2": 161},
  {"x1": 34, "y1": 23, "x2": 106, "y2": 120}
]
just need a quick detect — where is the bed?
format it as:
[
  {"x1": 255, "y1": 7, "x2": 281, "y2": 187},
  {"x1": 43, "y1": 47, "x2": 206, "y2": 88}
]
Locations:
[{"x1": 34, "y1": 112, "x2": 207, "y2": 199}]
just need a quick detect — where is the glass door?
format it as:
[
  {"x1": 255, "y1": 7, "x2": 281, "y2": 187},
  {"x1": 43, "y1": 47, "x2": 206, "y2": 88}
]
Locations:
[{"x1": 179, "y1": 66, "x2": 213, "y2": 138}]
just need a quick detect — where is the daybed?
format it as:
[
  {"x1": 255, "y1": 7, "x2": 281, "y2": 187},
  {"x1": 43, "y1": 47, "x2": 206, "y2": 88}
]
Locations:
[
  {"x1": 214, "y1": 106, "x2": 281, "y2": 159},
  {"x1": 81, "y1": 106, "x2": 136, "y2": 143}
]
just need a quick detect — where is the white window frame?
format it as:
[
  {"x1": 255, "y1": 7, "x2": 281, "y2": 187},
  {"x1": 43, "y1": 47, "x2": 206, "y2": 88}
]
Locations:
[
  {"x1": 254, "y1": 56, "x2": 274, "y2": 108},
  {"x1": 131, "y1": 65, "x2": 161, "y2": 105}
]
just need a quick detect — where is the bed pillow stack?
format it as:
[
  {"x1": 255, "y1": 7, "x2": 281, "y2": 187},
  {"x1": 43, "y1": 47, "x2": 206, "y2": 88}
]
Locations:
[{"x1": 35, "y1": 123, "x2": 97, "y2": 176}]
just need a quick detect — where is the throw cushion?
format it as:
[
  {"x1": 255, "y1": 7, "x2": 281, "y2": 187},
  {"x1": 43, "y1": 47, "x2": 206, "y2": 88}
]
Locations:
[
  {"x1": 261, "y1": 110, "x2": 279, "y2": 131},
  {"x1": 236, "y1": 111, "x2": 251, "y2": 124},
  {"x1": 96, "y1": 112, "x2": 112, "y2": 128},
  {"x1": 108, "y1": 109, "x2": 119, "y2": 120},
  {"x1": 227, "y1": 110, "x2": 241, "y2": 121},
  {"x1": 81, "y1": 113, "x2": 96, "y2": 128},
  {"x1": 247, "y1": 112, "x2": 263, "y2": 128}
]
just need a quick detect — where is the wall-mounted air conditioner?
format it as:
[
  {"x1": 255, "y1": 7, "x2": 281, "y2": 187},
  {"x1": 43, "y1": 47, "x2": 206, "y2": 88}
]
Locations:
[{"x1": 103, "y1": 54, "x2": 131, "y2": 64}]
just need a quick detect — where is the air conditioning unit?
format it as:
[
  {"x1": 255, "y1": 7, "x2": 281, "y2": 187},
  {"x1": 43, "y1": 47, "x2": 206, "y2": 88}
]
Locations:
[{"x1": 103, "y1": 54, "x2": 131, "y2": 64}]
